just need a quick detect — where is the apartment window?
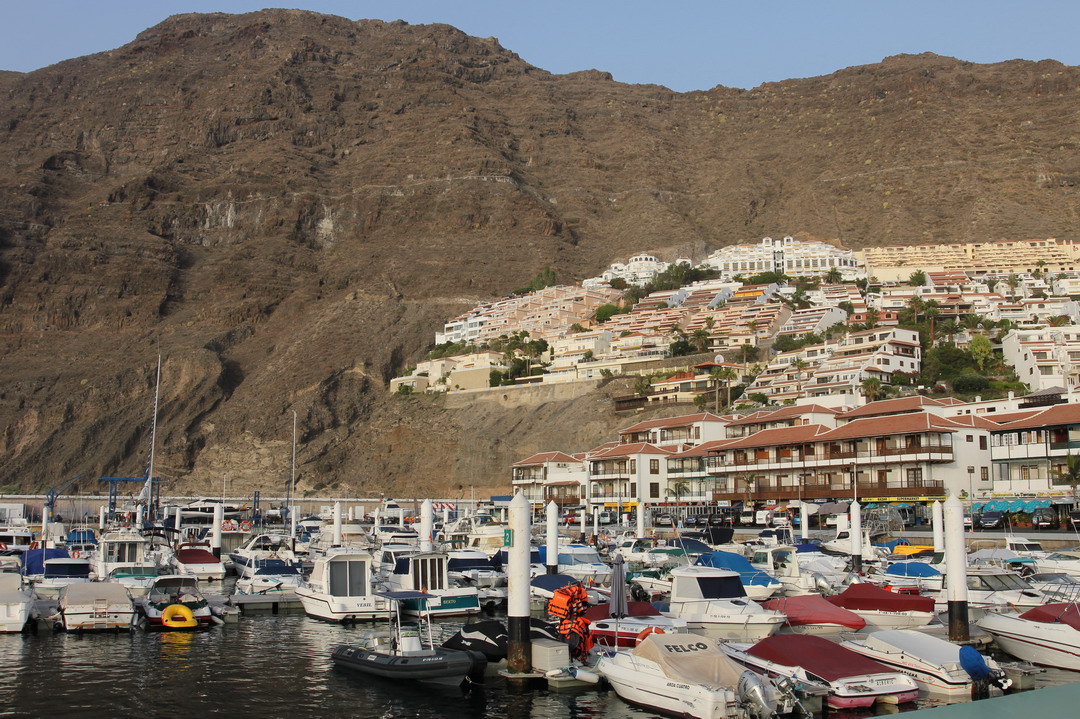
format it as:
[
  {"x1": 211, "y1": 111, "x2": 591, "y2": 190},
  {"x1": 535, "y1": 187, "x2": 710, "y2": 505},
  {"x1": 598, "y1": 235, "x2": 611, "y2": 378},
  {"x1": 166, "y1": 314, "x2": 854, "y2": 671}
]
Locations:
[
  {"x1": 981, "y1": 467, "x2": 989, "y2": 483},
  {"x1": 649, "y1": 459, "x2": 660, "y2": 474},
  {"x1": 966, "y1": 435, "x2": 973, "y2": 443},
  {"x1": 979, "y1": 436, "x2": 987, "y2": 450},
  {"x1": 649, "y1": 482, "x2": 660, "y2": 498},
  {"x1": 906, "y1": 468, "x2": 923, "y2": 486},
  {"x1": 630, "y1": 460, "x2": 636, "y2": 473}
]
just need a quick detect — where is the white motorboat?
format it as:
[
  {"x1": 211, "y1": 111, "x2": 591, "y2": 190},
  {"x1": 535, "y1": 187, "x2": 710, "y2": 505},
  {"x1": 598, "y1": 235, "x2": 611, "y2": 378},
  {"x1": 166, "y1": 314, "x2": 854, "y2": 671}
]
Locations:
[
  {"x1": 234, "y1": 558, "x2": 304, "y2": 595},
  {"x1": 664, "y1": 565, "x2": 785, "y2": 641},
  {"x1": 723, "y1": 634, "x2": 920, "y2": 709},
  {"x1": 28, "y1": 557, "x2": 92, "y2": 599},
  {"x1": 825, "y1": 582, "x2": 935, "y2": 631},
  {"x1": 978, "y1": 602, "x2": 1080, "y2": 671},
  {"x1": 596, "y1": 632, "x2": 799, "y2": 719},
  {"x1": 56, "y1": 582, "x2": 136, "y2": 632},
  {"x1": 296, "y1": 548, "x2": 388, "y2": 622},
  {"x1": 841, "y1": 629, "x2": 1010, "y2": 700},
  {"x1": 229, "y1": 533, "x2": 302, "y2": 579},
  {"x1": 1027, "y1": 552, "x2": 1080, "y2": 582},
  {"x1": 380, "y1": 549, "x2": 480, "y2": 618},
  {"x1": 0, "y1": 525, "x2": 34, "y2": 554},
  {"x1": 0, "y1": 574, "x2": 33, "y2": 632},
  {"x1": 934, "y1": 567, "x2": 1048, "y2": 616},
  {"x1": 747, "y1": 546, "x2": 833, "y2": 597},
  {"x1": 446, "y1": 548, "x2": 507, "y2": 608},
  {"x1": 139, "y1": 575, "x2": 213, "y2": 630},
  {"x1": 612, "y1": 537, "x2": 688, "y2": 568},
  {"x1": 695, "y1": 551, "x2": 783, "y2": 600},
  {"x1": 1026, "y1": 572, "x2": 1080, "y2": 602},
  {"x1": 89, "y1": 529, "x2": 162, "y2": 596},
  {"x1": 178, "y1": 498, "x2": 247, "y2": 521},
  {"x1": 170, "y1": 543, "x2": 227, "y2": 582},
  {"x1": 538, "y1": 544, "x2": 613, "y2": 587}
]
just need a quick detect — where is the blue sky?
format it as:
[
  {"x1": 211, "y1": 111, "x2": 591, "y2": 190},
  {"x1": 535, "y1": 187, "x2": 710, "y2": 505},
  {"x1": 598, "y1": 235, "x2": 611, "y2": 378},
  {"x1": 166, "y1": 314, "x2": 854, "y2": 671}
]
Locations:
[{"x1": 3, "y1": 1, "x2": 1079, "y2": 91}]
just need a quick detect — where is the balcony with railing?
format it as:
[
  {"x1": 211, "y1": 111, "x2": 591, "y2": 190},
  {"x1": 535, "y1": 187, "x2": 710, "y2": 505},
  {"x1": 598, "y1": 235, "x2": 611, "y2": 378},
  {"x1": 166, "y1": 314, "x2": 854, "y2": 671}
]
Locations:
[
  {"x1": 712, "y1": 443, "x2": 954, "y2": 472},
  {"x1": 711, "y1": 475, "x2": 945, "y2": 503}
]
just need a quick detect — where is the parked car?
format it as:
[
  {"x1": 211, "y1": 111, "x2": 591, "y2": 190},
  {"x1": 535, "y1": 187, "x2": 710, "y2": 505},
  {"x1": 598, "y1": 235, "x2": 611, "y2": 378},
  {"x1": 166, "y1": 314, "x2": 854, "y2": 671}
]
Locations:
[
  {"x1": 963, "y1": 512, "x2": 973, "y2": 529},
  {"x1": 598, "y1": 511, "x2": 617, "y2": 525},
  {"x1": 707, "y1": 512, "x2": 734, "y2": 527},
  {"x1": 653, "y1": 513, "x2": 674, "y2": 527},
  {"x1": 1033, "y1": 507, "x2": 1059, "y2": 530},
  {"x1": 979, "y1": 511, "x2": 1005, "y2": 530},
  {"x1": 1070, "y1": 510, "x2": 1080, "y2": 529}
]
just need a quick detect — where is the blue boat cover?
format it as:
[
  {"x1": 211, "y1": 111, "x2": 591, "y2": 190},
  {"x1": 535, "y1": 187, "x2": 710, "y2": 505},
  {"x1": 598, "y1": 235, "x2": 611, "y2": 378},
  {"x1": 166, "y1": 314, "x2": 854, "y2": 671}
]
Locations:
[
  {"x1": 695, "y1": 552, "x2": 779, "y2": 587},
  {"x1": 876, "y1": 538, "x2": 912, "y2": 551},
  {"x1": 530, "y1": 574, "x2": 578, "y2": 592},
  {"x1": 667, "y1": 537, "x2": 711, "y2": 554},
  {"x1": 793, "y1": 542, "x2": 823, "y2": 553},
  {"x1": 20, "y1": 548, "x2": 69, "y2": 576},
  {"x1": 884, "y1": 561, "x2": 941, "y2": 578}
]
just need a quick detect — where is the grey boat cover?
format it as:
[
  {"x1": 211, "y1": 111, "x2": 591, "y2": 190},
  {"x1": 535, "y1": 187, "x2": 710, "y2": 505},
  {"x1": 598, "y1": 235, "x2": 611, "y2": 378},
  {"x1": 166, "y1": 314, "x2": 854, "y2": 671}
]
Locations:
[{"x1": 632, "y1": 632, "x2": 744, "y2": 688}]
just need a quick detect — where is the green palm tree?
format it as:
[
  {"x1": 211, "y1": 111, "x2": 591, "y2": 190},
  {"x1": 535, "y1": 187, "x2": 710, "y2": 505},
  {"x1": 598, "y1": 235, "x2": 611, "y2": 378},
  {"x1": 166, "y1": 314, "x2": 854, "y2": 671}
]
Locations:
[
  {"x1": 1055, "y1": 454, "x2": 1080, "y2": 501},
  {"x1": 825, "y1": 268, "x2": 843, "y2": 284},
  {"x1": 691, "y1": 328, "x2": 711, "y2": 353},
  {"x1": 861, "y1": 376, "x2": 882, "y2": 402},
  {"x1": 666, "y1": 480, "x2": 690, "y2": 505}
]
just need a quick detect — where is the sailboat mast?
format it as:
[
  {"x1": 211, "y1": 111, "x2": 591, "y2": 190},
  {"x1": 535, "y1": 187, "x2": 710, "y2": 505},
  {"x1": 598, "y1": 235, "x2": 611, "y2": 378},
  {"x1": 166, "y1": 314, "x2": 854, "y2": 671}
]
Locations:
[{"x1": 140, "y1": 354, "x2": 162, "y2": 514}]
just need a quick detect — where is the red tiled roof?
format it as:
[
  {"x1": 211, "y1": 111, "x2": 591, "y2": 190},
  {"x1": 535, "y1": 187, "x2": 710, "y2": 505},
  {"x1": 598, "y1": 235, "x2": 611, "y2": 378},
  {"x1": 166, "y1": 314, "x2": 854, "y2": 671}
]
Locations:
[
  {"x1": 619, "y1": 412, "x2": 726, "y2": 434},
  {"x1": 726, "y1": 404, "x2": 840, "y2": 427},
  {"x1": 591, "y1": 442, "x2": 677, "y2": 458},
  {"x1": 994, "y1": 403, "x2": 1080, "y2": 431},
  {"x1": 716, "y1": 424, "x2": 830, "y2": 450},
  {"x1": 817, "y1": 412, "x2": 965, "y2": 440},
  {"x1": 513, "y1": 451, "x2": 583, "y2": 467},
  {"x1": 839, "y1": 396, "x2": 948, "y2": 419},
  {"x1": 668, "y1": 438, "x2": 743, "y2": 458},
  {"x1": 947, "y1": 414, "x2": 1004, "y2": 429}
]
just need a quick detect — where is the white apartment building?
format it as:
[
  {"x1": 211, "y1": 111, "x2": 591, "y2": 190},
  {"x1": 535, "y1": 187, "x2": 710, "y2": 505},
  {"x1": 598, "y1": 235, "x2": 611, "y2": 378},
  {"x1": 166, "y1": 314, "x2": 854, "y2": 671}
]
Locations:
[
  {"x1": 777, "y1": 307, "x2": 848, "y2": 338},
  {"x1": 988, "y1": 403, "x2": 1080, "y2": 501},
  {"x1": 511, "y1": 451, "x2": 588, "y2": 508},
  {"x1": 704, "y1": 236, "x2": 863, "y2": 280},
  {"x1": 1001, "y1": 328, "x2": 1080, "y2": 392},
  {"x1": 582, "y1": 253, "x2": 686, "y2": 289}
]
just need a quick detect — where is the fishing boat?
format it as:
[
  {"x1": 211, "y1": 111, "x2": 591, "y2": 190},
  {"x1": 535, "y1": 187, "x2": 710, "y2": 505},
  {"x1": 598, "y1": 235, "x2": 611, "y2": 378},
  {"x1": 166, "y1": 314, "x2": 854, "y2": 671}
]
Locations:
[
  {"x1": 296, "y1": 548, "x2": 387, "y2": 622},
  {"x1": 56, "y1": 582, "x2": 136, "y2": 632},
  {"x1": 841, "y1": 629, "x2": 1010, "y2": 700},
  {"x1": 331, "y1": 590, "x2": 486, "y2": 686},
  {"x1": 596, "y1": 632, "x2": 800, "y2": 719},
  {"x1": 825, "y1": 583, "x2": 934, "y2": 630},
  {"x1": 170, "y1": 543, "x2": 227, "y2": 582},
  {"x1": 664, "y1": 565, "x2": 785, "y2": 641},
  {"x1": 0, "y1": 524, "x2": 34, "y2": 554},
  {"x1": 139, "y1": 575, "x2": 213, "y2": 630},
  {"x1": 762, "y1": 594, "x2": 866, "y2": 634},
  {"x1": 0, "y1": 574, "x2": 33, "y2": 632},
  {"x1": 977, "y1": 602, "x2": 1080, "y2": 670},
  {"x1": 723, "y1": 634, "x2": 919, "y2": 709}
]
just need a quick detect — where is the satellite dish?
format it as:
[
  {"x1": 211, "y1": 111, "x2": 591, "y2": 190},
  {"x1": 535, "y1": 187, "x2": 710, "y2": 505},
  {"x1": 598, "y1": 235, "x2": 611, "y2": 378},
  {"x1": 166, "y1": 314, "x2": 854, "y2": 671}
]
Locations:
[{"x1": 713, "y1": 354, "x2": 725, "y2": 364}]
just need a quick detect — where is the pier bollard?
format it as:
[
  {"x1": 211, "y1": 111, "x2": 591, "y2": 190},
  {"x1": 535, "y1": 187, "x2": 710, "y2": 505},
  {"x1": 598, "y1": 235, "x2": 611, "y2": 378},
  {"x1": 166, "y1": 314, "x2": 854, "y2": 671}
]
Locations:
[
  {"x1": 932, "y1": 500, "x2": 945, "y2": 553},
  {"x1": 592, "y1": 507, "x2": 599, "y2": 539},
  {"x1": 507, "y1": 493, "x2": 533, "y2": 675},
  {"x1": 636, "y1": 503, "x2": 645, "y2": 538},
  {"x1": 420, "y1": 498, "x2": 433, "y2": 552},
  {"x1": 945, "y1": 494, "x2": 969, "y2": 641},
  {"x1": 850, "y1": 500, "x2": 863, "y2": 573},
  {"x1": 799, "y1": 502, "x2": 809, "y2": 542},
  {"x1": 99, "y1": 506, "x2": 107, "y2": 530},
  {"x1": 211, "y1": 503, "x2": 224, "y2": 559},
  {"x1": 546, "y1": 501, "x2": 559, "y2": 575}
]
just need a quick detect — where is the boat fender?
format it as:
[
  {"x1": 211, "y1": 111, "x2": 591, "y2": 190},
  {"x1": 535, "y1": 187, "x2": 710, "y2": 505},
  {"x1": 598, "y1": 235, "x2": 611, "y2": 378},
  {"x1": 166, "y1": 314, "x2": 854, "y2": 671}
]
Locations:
[
  {"x1": 545, "y1": 668, "x2": 566, "y2": 678},
  {"x1": 635, "y1": 626, "x2": 665, "y2": 645},
  {"x1": 569, "y1": 666, "x2": 600, "y2": 684}
]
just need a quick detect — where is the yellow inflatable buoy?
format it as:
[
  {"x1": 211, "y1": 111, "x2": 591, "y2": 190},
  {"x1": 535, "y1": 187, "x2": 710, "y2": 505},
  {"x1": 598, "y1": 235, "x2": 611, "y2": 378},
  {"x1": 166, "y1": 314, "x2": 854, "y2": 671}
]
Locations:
[{"x1": 161, "y1": 604, "x2": 199, "y2": 629}]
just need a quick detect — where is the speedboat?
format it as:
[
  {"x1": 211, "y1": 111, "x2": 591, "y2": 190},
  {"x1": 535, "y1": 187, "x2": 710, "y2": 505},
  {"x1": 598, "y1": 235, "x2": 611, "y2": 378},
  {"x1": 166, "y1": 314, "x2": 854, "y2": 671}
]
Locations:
[
  {"x1": 331, "y1": 590, "x2": 486, "y2": 686},
  {"x1": 724, "y1": 634, "x2": 920, "y2": 709},
  {"x1": 229, "y1": 533, "x2": 302, "y2": 579},
  {"x1": 140, "y1": 575, "x2": 213, "y2": 630},
  {"x1": 664, "y1": 565, "x2": 785, "y2": 641},
  {"x1": 596, "y1": 632, "x2": 800, "y2": 719},
  {"x1": 935, "y1": 567, "x2": 1048, "y2": 616},
  {"x1": 23, "y1": 550, "x2": 91, "y2": 599},
  {"x1": 584, "y1": 601, "x2": 688, "y2": 648},
  {"x1": 875, "y1": 560, "x2": 943, "y2": 593},
  {"x1": 170, "y1": 543, "x2": 227, "y2": 582},
  {"x1": 612, "y1": 537, "x2": 688, "y2": 567},
  {"x1": 841, "y1": 629, "x2": 1010, "y2": 700},
  {"x1": 747, "y1": 545, "x2": 836, "y2": 596},
  {"x1": 0, "y1": 574, "x2": 33, "y2": 632},
  {"x1": 825, "y1": 583, "x2": 934, "y2": 630},
  {"x1": 296, "y1": 548, "x2": 387, "y2": 622},
  {"x1": 446, "y1": 548, "x2": 507, "y2": 608},
  {"x1": 762, "y1": 594, "x2": 865, "y2": 634},
  {"x1": 978, "y1": 602, "x2": 1080, "y2": 670},
  {"x1": 538, "y1": 544, "x2": 613, "y2": 587},
  {"x1": 1026, "y1": 572, "x2": 1080, "y2": 601},
  {"x1": 696, "y1": 552, "x2": 783, "y2": 600},
  {"x1": 56, "y1": 582, "x2": 136, "y2": 632}
]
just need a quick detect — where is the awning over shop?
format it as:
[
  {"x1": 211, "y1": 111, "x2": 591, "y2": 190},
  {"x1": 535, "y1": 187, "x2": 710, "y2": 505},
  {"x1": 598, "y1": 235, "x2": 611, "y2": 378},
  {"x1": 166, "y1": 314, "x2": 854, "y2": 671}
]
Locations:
[
  {"x1": 982, "y1": 500, "x2": 1009, "y2": 512},
  {"x1": 970, "y1": 502, "x2": 984, "y2": 512}
]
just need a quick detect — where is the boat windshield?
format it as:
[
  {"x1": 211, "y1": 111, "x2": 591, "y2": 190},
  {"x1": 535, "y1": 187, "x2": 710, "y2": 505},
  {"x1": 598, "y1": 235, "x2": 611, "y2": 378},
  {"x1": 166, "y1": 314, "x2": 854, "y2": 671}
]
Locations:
[
  {"x1": 447, "y1": 558, "x2": 495, "y2": 571},
  {"x1": 1047, "y1": 553, "x2": 1080, "y2": 562},
  {"x1": 1032, "y1": 573, "x2": 1075, "y2": 585},
  {"x1": 558, "y1": 550, "x2": 602, "y2": 565},
  {"x1": 969, "y1": 573, "x2": 1030, "y2": 591},
  {"x1": 1013, "y1": 543, "x2": 1043, "y2": 552}
]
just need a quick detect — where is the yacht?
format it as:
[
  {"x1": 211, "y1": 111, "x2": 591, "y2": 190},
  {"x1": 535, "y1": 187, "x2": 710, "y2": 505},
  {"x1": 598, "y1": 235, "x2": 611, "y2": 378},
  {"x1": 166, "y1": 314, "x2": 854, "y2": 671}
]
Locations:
[
  {"x1": 89, "y1": 528, "x2": 161, "y2": 596},
  {"x1": 664, "y1": 565, "x2": 785, "y2": 641},
  {"x1": 229, "y1": 533, "x2": 302, "y2": 579},
  {"x1": 170, "y1": 543, "x2": 227, "y2": 582},
  {"x1": 379, "y1": 549, "x2": 480, "y2": 618},
  {"x1": 296, "y1": 548, "x2": 387, "y2": 622}
]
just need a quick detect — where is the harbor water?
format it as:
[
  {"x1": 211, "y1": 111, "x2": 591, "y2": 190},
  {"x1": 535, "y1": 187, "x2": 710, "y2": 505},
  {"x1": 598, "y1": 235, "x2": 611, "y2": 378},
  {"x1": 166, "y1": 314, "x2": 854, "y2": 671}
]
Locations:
[{"x1": 2, "y1": 606, "x2": 1077, "y2": 718}]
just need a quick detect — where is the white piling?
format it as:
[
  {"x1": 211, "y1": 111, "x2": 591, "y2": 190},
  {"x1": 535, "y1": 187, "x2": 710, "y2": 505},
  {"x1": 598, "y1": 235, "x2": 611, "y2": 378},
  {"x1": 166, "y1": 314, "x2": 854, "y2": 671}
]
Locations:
[
  {"x1": 546, "y1": 501, "x2": 559, "y2": 575},
  {"x1": 799, "y1": 502, "x2": 809, "y2": 542},
  {"x1": 211, "y1": 503, "x2": 224, "y2": 558},
  {"x1": 332, "y1": 501, "x2": 343, "y2": 547},
  {"x1": 636, "y1": 503, "x2": 646, "y2": 537},
  {"x1": 135, "y1": 504, "x2": 144, "y2": 527},
  {"x1": 173, "y1": 506, "x2": 182, "y2": 532},
  {"x1": 443, "y1": 506, "x2": 450, "y2": 527},
  {"x1": 850, "y1": 500, "x2": 863, "y2": 573},
  {"x1": 420, "y1": 498, "x2": 434, "y2": 552},
  {"x1": 592, "y1": 507, "x2": 600, "y2": 537},
  {"x1": 99, "y1": 506, "x2": 107, "y2": 530},
  {"x1": 507, "y1": 493, "x2": 532, "y2": 674},
  {"x1": 579, "y1": 508, "x2": 586, "y2": 537},
  {"x1": 944, "y1": 494, "x2": 970, "y2": 641},
  {"x1": 290, "y1": 505, "x2": 299, "y2": 538},
  {"x1": 932, "y1": 500, "x2": 945, "y2": 553}
]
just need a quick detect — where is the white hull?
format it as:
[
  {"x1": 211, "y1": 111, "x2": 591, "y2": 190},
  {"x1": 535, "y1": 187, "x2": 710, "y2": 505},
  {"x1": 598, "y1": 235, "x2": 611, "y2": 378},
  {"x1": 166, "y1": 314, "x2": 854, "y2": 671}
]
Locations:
[
  {"x1": 597, "y1": 649, "x2": 744, "y2": 719},
  {"x1": 0, "y1": 600, "x2": 32, "y2": 632},
  {"x1": 682, "y1": 617, "x2": 784, "y2": 642},
  {"x1": 172, "y1": 562, "x2": 227, "y2": 582},
  {"x1": 295, "y1": 587, "x2": 384, "y2": 622},
  {"x1": 978, "y1": 612, "x2": 1080, "y2": 671},
  {"x1": 61, "y1": 607, "x2": 135, "y2": 632},
  {"x1": 850, "y1": 609, "x2": 934, "y2": 632}
]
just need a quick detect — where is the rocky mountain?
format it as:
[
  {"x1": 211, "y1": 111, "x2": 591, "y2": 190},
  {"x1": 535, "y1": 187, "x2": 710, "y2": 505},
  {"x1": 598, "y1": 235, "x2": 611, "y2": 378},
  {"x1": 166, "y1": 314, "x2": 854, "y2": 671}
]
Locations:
[{"x1": 1, "y1": 9, "x2": 1079, "y2": 496}]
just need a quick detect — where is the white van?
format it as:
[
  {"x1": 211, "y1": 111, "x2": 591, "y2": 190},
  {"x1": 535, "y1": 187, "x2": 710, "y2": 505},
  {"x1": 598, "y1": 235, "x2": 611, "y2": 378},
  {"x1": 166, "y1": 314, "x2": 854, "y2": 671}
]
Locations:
[{"x1": 755, "y1": 509, "x2": 773, "y2": 526}]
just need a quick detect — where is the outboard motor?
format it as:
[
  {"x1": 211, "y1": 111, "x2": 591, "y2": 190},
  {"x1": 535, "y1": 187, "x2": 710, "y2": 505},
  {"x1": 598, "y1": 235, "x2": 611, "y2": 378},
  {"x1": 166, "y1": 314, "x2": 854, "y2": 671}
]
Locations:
[
  {"x1": 960, "y1": 645, "x2": 1010, "y2": 700},
  {"x1": 738, "y1": 670, "x2": 778, "y2": 719}
]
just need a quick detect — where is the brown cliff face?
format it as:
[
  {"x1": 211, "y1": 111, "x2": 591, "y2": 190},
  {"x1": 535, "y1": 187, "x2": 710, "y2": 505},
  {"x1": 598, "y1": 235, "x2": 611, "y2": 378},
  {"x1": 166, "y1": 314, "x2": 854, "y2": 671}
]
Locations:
[{"x1": 1, "y1": 10, "x2": 1079, "y2": 495}]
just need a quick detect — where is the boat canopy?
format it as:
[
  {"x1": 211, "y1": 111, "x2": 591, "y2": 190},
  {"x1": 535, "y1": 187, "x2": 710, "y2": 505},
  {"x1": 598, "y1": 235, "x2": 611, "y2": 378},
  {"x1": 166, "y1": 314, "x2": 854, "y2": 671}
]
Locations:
[
  {"x1": 60, "y1": 582, "x2": 131, "y2": 603},
  {"x1": 20, "y1": 548, "x2": 69, "y2": 576},
  {"x1": 447, "y1": 556, "x2": 497, "y2": 572},
  {"x1": 176, "y1": 548, "x2": 220, "y2": 564},
  {"x1": 1019, "y1": 603, "x2": 1080, "y2": 632},
  {"x1": 826, "y1": 583, "x2": 935, "y2": 613},
  {"x1": 670, "y1": 568, "x2": 747, "y2": 600},
  {"x1": 44, "y1": 560, "x2": 91, "y2": 579},
  {"x1": 530, "y1": 574, "x2": 578, "y2": 593},
  {"x1": 583, "y1": 600, "x2": 660, "y2": 621},
  {"x1": 748, "y1": 634, "x2": 892, "y2": 682},
  {"x1": 667, "y1": 537, "x2": 712, "y2": 554},
  {"x1": 632, "y1": 632, "x2": 746, "y2": 687},
  {"x1": 763, "y1": 594, "x2": 866, "y2": 631},
  {"x1": 883, "y1": 561, "x2": 941, "y2": 578},
  {"x1": 695, "y1": 552, "x2": 780, "y2": 588}
]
